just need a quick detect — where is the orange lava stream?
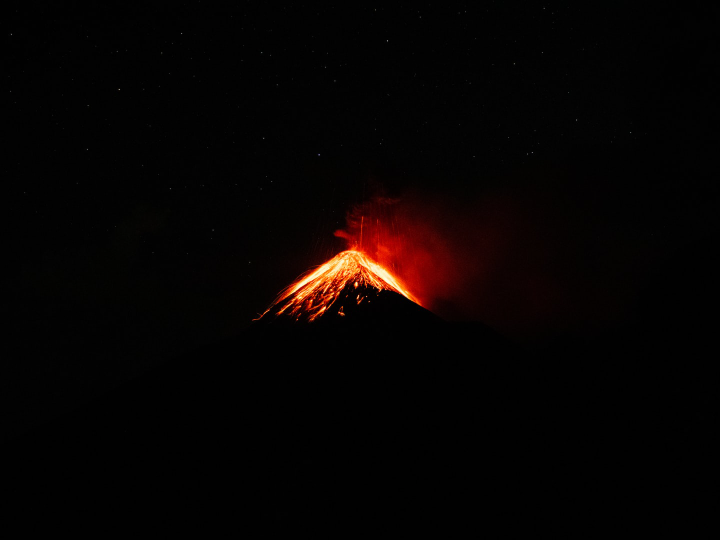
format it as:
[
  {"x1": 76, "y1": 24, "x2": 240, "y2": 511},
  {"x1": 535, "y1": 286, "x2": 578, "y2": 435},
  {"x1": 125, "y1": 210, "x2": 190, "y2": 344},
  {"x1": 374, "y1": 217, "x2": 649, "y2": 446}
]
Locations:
[{"x1": 258, "y1": 250, "x2": 419, "y2": 322}]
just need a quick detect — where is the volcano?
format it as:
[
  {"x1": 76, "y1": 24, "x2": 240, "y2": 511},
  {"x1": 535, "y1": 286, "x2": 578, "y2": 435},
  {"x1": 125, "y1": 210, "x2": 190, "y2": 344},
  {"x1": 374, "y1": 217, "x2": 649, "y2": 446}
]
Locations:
[
  {"x1": 11, "y1": 251, "x2": 708, "y2": 533},
  {"x1": 255, "y1": 249, "x2": 438, "y2": 326},
  {"x1": 11, "y1": 263, "x2": 706, "y2": 533}
]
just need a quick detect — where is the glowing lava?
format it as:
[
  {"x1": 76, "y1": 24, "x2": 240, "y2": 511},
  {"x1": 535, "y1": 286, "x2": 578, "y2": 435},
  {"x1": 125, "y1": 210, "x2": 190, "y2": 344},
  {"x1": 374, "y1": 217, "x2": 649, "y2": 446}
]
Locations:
[{"x1": 257, "y1": 250, "x2": 419, "y2": 322}]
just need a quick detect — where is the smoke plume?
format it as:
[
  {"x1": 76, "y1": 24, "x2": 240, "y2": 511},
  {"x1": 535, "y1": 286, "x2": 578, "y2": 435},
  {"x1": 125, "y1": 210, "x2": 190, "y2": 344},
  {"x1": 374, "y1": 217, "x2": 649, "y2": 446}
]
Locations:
[{"x1": 334, "y1": 169, "x2": 648, "y2": 342}]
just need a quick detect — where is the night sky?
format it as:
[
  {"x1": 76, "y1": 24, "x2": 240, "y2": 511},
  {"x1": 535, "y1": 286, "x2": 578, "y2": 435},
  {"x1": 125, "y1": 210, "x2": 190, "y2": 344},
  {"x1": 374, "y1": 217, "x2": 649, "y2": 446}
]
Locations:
[{"x1": 7, "y1": 4, "x2": 717, "y2": 431}]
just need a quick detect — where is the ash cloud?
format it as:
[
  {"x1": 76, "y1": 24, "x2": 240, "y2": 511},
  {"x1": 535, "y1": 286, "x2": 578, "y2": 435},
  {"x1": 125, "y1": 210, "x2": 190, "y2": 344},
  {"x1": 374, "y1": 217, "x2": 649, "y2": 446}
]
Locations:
[{"x1": 335, "y1": 163, "x2": 654, "y2": 342}]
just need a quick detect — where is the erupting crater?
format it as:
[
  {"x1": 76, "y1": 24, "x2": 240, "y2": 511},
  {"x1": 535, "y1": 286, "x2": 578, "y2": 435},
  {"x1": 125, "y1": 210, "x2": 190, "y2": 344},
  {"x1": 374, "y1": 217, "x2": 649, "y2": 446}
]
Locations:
[{"x1": 256, "y1": 250, "x2": 420, "y2": 323}]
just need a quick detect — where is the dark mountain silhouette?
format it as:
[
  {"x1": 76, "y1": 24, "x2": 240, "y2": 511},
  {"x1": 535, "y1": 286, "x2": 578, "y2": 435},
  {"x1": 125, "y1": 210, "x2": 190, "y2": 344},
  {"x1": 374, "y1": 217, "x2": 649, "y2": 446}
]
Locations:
[{"x1": 9, "y1": 251, "x2": 713, "y2": 531}]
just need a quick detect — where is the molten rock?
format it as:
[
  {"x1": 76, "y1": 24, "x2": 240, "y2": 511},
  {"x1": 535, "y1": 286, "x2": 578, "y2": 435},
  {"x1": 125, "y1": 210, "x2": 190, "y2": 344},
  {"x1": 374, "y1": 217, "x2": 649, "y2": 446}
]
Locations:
[{"x1": 256, "y1": 250, "x2": 426, "y2": 323}]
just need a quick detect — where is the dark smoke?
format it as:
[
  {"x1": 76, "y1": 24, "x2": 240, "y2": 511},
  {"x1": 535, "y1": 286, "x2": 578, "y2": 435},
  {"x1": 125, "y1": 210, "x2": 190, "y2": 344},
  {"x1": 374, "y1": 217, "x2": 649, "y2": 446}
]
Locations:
[{"x1": 335, "y1": 162, "x2": 657, "y2": 343}]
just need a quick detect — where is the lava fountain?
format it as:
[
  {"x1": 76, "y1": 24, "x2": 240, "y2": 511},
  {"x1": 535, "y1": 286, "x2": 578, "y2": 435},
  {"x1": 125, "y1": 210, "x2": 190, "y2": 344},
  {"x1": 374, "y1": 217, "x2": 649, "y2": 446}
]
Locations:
[{"x1": 256, "y1": 250, "x2": 420, "y2": 323}]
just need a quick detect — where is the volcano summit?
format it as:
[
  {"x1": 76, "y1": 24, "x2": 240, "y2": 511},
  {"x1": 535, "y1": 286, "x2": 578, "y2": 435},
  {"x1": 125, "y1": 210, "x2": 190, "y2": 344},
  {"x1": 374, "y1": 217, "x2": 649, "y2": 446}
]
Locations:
[{"x1": 255, "y1": 250, "x2": 435, "y2": 325}]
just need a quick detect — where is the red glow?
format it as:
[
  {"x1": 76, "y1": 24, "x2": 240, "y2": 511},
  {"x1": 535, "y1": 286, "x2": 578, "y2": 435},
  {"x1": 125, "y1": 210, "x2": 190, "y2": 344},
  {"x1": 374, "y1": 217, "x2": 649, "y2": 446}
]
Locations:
[{"x1": 257, "y1": 249, "x2": 419, "y2": 322}]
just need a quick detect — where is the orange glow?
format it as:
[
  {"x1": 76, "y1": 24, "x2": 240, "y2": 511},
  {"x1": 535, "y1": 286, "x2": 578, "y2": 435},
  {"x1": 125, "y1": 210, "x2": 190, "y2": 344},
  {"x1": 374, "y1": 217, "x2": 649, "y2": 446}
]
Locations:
[{"x1": 257, "y1": 250, "x2": 419, "y2": 322}]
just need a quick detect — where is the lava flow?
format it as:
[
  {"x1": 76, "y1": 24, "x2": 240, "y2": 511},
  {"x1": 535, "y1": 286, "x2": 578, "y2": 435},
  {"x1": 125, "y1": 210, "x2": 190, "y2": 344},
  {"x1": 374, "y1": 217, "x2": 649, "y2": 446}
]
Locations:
[{"x1": 256, "y1": 250, "x2": 419, "y2": 322}]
